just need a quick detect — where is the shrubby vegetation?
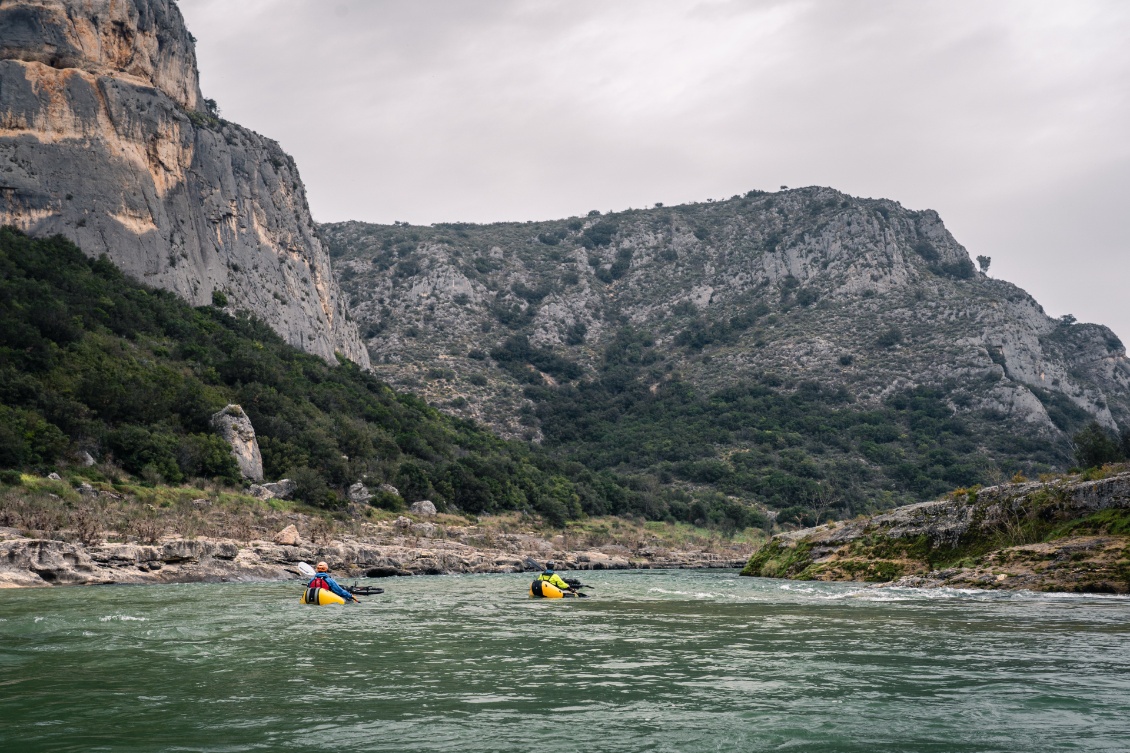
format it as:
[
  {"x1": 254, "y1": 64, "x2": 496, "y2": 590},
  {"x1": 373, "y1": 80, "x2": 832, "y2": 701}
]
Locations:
[
  {"x1": 0, "y1": 229, "x2": 763, "y2": 530},
  {"x1": 1072, "y1": 421, "x2": 1130, "y2": 470},
  {"x1": 521, "y1": 328, "x2": 1029, "y2": 525}
]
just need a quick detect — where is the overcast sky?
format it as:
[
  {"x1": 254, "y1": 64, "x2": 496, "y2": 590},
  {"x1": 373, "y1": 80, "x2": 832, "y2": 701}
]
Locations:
[{"x1": 178, "y1": 0, "x2": 1130, "y2": 342}]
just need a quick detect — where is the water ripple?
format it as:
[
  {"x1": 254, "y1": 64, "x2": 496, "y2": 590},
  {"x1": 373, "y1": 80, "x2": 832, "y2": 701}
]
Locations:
[{"x1": 1, "y1": 570, "x2": 1128, "y2": 752}]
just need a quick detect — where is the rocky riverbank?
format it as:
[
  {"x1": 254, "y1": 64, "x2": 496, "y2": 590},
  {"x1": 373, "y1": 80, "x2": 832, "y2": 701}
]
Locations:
[
  {"x1": 741, "y1": 469, "x2": 1130, "y2": 593},
  {"x1": 0, "y1": 515, "x2": 749, "y2": 589}
]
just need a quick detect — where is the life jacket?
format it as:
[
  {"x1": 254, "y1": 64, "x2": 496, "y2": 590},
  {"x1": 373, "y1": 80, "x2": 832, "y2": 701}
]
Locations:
[
  {"x1": 309, "y1": 575, "x2": 331, "y2": 591},
  {"x1": 537, "y1": 572, "x2": 555, "y2": 582}
]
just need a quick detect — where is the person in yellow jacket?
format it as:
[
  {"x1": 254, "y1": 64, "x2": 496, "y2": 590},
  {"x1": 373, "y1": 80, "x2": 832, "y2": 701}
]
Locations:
[{"x1": 536, "y1": 562, "x2": 575, "y2": 592}]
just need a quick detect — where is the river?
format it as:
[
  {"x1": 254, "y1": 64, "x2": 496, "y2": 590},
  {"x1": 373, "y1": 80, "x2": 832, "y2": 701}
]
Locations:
[{"x1": 2, "y1": 570, "x2": 1128, "y2": 752}]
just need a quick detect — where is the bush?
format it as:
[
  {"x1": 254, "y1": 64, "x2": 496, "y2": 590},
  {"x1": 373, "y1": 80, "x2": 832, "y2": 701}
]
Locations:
[
  {"x1": 370, "y1": 489, "x2": 405, "y2": 512},
  {"x1": 177, "y1": 434, "x2": 241, "y2": 484},
  {"x1": 876, "y1": 327, "x2": 902, "y2": 348},
  {"x1": 581, "y1": 221, "x2": 618, "y2": 248},
  {"x1": 395, "y1": 461, "x2": 435, "y2": 503},
  {"x1": 939, "y1": 258, "x2": 975, "y2": 279},
  {"x1": 291, "y1": 466, "x2": 341, "y2": 509},
  {"x1": 0, "y1": 406, "x2": 69, "y2": 469},
  {"x1": 913, "y1": 240, "x2": 939, "y2": 262},
  {"x1": 105, "y1": 426, "x2": 182, "y2": 483},
  {"x1": 1072, "y1": 422, "x2": 1123, "y2": 469}
]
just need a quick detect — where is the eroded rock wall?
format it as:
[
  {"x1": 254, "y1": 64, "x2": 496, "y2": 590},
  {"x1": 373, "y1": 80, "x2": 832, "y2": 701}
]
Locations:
[{"x1": 0, "y1": 0, "x2": 368, "y2": 366}]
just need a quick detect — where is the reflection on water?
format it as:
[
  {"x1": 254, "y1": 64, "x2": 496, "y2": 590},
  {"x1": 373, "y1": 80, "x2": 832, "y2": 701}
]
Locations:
[{"x1": 2, "y1": 570, "x2": 1129, "y2": 752}]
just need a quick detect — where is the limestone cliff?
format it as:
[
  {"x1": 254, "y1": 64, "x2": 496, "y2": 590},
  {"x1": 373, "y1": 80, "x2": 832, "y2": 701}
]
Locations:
[{"x1": 0, "y1": 0, "x2": 368, "y2": 366}]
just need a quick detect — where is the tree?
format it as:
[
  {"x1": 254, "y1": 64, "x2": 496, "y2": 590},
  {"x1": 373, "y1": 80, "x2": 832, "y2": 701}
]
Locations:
[
  {"x1": 976, "y1": 255, "x2": 991, "y2": 274},
  {"x1": 1072, "y1": 422, "x2": 1123, "y2": 469}
]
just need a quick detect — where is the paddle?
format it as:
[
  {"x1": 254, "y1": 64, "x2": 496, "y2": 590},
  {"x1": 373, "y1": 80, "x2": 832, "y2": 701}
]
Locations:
[{"x1": 347, "y1": 585, "x2": 385, "y2": 596}]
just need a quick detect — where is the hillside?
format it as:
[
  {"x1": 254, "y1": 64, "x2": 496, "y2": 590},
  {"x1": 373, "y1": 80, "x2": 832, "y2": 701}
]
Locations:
[
  {"x1": 0, "y1": 0, "x2": 367, "y2": 365},
  {"x1": 0, "y1": 227, "x2": 763, "y2": 530},
  {"x1": 320, "y1": 187, "x2": 1130, "y2": 522}
]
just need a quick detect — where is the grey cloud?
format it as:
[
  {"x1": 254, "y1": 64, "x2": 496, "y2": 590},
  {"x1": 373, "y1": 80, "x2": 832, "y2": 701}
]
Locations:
[{"x1": 178, "y1": 0, "x2": 1130, "y2": 341}]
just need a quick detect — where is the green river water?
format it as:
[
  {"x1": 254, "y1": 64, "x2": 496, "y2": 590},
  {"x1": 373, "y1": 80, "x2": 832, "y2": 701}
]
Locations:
[{"x1": 1, "y1": 570, "x2": 1128, "y2": 752}]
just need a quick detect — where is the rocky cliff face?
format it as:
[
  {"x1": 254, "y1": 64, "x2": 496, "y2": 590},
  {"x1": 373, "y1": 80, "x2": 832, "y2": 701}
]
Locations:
[
  {"x1": 321, "y1": 187, "x2": 1129, "y2": 447},
  {"x1": 0, "y1": 0, "x2": 368, "y2": 366}
]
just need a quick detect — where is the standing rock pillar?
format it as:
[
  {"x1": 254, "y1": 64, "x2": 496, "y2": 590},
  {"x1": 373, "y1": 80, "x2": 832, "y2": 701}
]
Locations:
[{"x1": 210, "y1": 404, "x2": 264, "y2": 482}]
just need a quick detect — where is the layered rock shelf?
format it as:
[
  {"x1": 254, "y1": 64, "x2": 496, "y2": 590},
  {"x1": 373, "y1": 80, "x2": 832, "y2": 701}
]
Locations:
[{"x1": 0, "y1": 521, "x2": 748, "y2": 589}]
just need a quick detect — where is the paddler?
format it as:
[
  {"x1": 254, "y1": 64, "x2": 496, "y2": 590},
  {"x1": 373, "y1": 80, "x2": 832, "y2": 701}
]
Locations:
[
  {"x1": 308, "y1": 561, "x2": 359, "y2": 603},
  {"x1": 536, "y1": 562, "x2": 576, "y2": 593}
]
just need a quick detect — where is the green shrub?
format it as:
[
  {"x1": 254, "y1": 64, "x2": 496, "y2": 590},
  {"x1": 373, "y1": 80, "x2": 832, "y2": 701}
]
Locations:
[
  {"x1": 876, "y1": 327, "x2": 902, "y2": 348},
  {"x1": 1072, "y1": 422, "x2": 1123, "y2": 469},
  {"x1": 370, "y1": 490, "x2": 405, "y2": 512},
  {"x1": 291, "y1": 466, "x2": 340, "y2": 509}
]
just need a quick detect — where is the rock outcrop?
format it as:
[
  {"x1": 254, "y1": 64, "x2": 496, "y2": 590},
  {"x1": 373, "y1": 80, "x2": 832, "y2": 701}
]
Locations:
[
  {"x1": 210, "y1": 404, "x2": 263, "y2": 481},
  {"x1": 249, "y1": 479, "x2": 296, "y2": 501},
  {"x1": 741, "y1": 470, "x2": 1130, "y2": 593},
  {"x1": 0, "y1": 0, "x2": 368, "y2": 367}
]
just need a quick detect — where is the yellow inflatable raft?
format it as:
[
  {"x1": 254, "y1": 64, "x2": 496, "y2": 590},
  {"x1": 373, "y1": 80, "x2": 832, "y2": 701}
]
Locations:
[
  {"x1": 529, "y1": 580, "x2": 582, "y2": 598},
  {"x1": 302, "y1": 587, "x2": 346, "y2": 606}
]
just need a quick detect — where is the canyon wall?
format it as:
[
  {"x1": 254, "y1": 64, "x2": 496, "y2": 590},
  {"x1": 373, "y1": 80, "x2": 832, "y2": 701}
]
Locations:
[{"x1": 0, "y1": 0, "x2": 368, "y2": 366}]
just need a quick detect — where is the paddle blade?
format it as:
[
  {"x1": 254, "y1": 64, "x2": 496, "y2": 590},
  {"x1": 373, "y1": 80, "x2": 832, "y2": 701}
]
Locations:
[
  {"x1": 297, "y1": 562, "x2": 316, "y2": 578},
  {"x1": 347, "y1": 586, "x2": 385, "y2": 596}
]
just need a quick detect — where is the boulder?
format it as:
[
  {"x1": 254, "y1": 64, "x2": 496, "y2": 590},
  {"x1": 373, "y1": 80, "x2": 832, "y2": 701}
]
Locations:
[
  {"x1": 378, "y1": 483, "x2": 400, "y2": 497},
  {"x1": 348, "y1": 482, "x2": 371, "y2": 504},
  {"x1": 248, "y1": 484, "x2": 273, "y2": 500},
  {"x1": 210, "y1": 405, "x2": 263, "y2": 481},
  {"x1": 273, "y1": 525, "x2": 301, "y2": 546},
  {"x1": 47, "y1": 472, "x2": 61, "y2": 480},
  {"x1": 262, "y1": 479, "x2": 297, "y2": 499},
  {"x1": 409, "y1": 500, "x2": 437, "y2": 516},
  {"x1": 78, "y1": 451, "x2": 96, "y2": 467}
]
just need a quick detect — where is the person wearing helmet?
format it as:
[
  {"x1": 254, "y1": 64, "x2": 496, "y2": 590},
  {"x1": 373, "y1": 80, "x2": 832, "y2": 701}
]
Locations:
[
  {"x1": 536, "y1": 561, "x2": 575, "y2": 593},
  {"x1": 307, "y1": 561, "x2": 359, "y2": 603}
]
